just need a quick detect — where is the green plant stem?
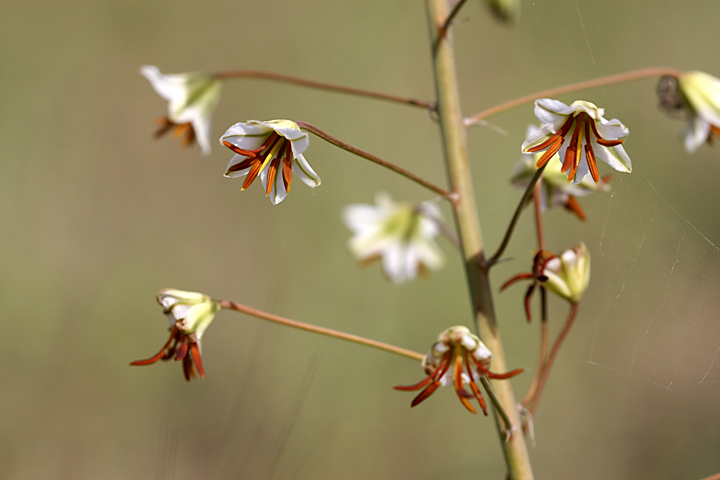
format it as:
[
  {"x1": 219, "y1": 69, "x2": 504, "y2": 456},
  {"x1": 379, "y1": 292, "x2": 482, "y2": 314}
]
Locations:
[
  {"x1": 487, "y1": 165, "x2": 546, "y2": 266},
  {"x1": 529, "y1": 302, "x2": 580, "y2": 415},
  {"x1": 425, "y1": 1, "x2": 534, "y2": 479},
  {"x1": 297, "y1": 121, "x2": 453, "y2": 199},
  {"x1": 215, "y1": 70, "x2": 435, "y2": 110},
  {"x1": 217, "y1": 300, "x2": 424, "y2": 362},
  {"x1": 467, "y1": 67, "x2": 683, "y2": 123}
]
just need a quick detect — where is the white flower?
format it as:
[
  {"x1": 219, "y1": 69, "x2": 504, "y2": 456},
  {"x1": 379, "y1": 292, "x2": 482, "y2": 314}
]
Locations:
[
  {"x1": 131, "y1": 289, "x2": 220, "y2": 382},
  {"x1": 394, "y1": 326, "x2": 523, "y2": 414},
  {"x1": 512, "y1": 125, "x2": 611, "y2": 220},
  {"x1": 541, "y1": 244, "x2": 591, "y2": 303},
  {"x1": 220, "y1": 120, "x2": 321, "y2": 205},
  {"x1": 672, "y1": 71, "x2": 720, "y2": 153},
  {"x1": 522, "y1": 99, "x2": 631, "y2": 184},
  {"x1": 141, "y1": 65, "x2": 221, "y2": 155},
  {"x1": 343, "y1": 193, "x2": 444, "y2": 284},
  {"x1": 157, "y1": 289, "x2": 218, "y2": 339}
]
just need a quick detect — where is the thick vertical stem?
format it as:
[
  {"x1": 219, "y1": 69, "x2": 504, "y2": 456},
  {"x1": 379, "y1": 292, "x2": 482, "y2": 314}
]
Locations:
[{"x1": 425, "y1": 1, "x2": 534, "y2": 479}]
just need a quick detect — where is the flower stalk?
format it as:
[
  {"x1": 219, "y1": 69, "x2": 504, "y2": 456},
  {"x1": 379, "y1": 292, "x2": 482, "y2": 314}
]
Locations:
[
  {"x1": 487, "y1": 164, "x2": 546, "y2": 266},
  {"x1": 296, "y1": 121, "x2": 453, "y2": 198},
  {"x1": 217, "y1": 300, "x2": 423, "y2": 362},
  {"x1": 214, "y1": 70, "x2": 434, "y2": 110},
  {"x1": 467, "y1": 67, "x2": 683, "y2": 123},
  {"x1": 426, "y1": 0, "x2": 534, "y2": 478},
  {"x1": 527, "y1": 301, "x2": 580, "y2": 415}
]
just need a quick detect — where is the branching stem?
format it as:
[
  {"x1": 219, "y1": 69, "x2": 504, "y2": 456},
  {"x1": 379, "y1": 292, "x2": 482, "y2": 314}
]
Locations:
[
  {"x1": 467, "y1": 67, "x2": 684, "y2": 123},
  {"x1": 218, "y1": 300, "x2": 424, "y2": 362},
  {"x1": 215, "y1": 70, "x2": 435, "y2": 110},
  {"x1": 297, "y1": 122, "x2": 453, "y2": 198},
  {"x1": 487, "y1": 165, "x2": 546, "y2": 267}
]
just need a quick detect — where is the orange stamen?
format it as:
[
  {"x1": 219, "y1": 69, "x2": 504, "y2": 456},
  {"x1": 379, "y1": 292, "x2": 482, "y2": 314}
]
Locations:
[
  {"x1": 453, "y1": 351, "x2": 476, "y2": 414},
  {"x1": 535, "y1": 137, "x2": 563, "y2": 168},
  {"x1": 172, "y1": 123, "x2": 190, "y2": 139},
  {"x1": 583, "y1": 121, "x2": 600, "y2": 182},
  {"x1": 266, "y1": 157, "x2": 280, "y2": 196},
  {"x1": 562, "y1": 114, "x2": 583, "y2": 176},
  {"x1": 190, "y1": 343, "x2": 204, "y2": 378},
  {"x1": 282, "y1": 142, "x2": 293, "y2": 193},
  {"x1": 589, "y1": 119, "x2": 624, "y2": 147},
  {"x1": 526, "y1": 116, "x2": 575, "y2": 153},
  {"x1": 564, "y1": 196, "x2": 586, "y2": 221},
  {"x1": 242, "y1": 160, "x2": 264, "y2": 190},
  {"x1": 130, "y1": 326, "x2": 180, "y2": 366},
  {"x1": 463, "y1": 349, "x2": 488, "y2": 415},
  {"x1": 410, "y1": 381, "x2": 441, "y2": 407},
  {"x1": 394, "y1": 351, "x2": 451, "y2": 391},
  {"x1": 500, "y1": 273, "x2": 534, "y2": 291}
]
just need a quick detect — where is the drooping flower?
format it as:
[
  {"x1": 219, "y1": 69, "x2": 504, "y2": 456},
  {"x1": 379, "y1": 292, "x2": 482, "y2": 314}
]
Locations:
[
  {"x1": 512, "y1": 126, "x2": 612, "y2": 221},
  {"x1": 522, "y1": 99, "x2": 631, "y2": 184},
  {"x1": 220, "y1": 120, "x2": 321, "y2": 205},
  {"x1": 658, "y1": 72, "x2": 720, "y2": 153},
  {"x1": 502, "y1": 244, "x2": 591, "y2": 321},
  {"x1": 140, "y1": 66, "x2": 221, "y2": 155},
  {"x1": 395, "y1": 326, "x2": 523, "y2": 414},
  {"x1": 131, "y1": 289, "x2": 220, "y2": 381},
  {"x1": 343, "y1": 193, "x2": 444, "y2": 285}
]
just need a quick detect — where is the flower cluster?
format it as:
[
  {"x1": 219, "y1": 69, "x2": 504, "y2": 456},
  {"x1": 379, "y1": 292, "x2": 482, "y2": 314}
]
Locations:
[
  {"x1": 522, "y1": 99, "x2": 631, "y2": 184},
  {"x1": 395, "y1": 326, "x2": 523, "y2": 414},
  {"x1": 141, "y1": 66, "x2": 221, "y2": 155},
  {"x1": 221, "y1": 120, "x2": 321, "y2": 205},
  {"x1": 131, "y1": 289, "x2": 219, "y2": 381},
  {"x1": 343, "y1": 193, "x2": 444, "y2": 284}
]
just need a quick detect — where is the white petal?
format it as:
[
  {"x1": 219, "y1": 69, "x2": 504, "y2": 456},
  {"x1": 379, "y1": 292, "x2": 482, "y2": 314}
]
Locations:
[
  {"x1": 224, "y1": 154, "x2": 252, "y2": 178},
  {"x1": 141, "y1": 66, "x2": 189, "y2": 104},
  {"x1": 594, "y1": 118, "x2": 629, "y2": 140},
  {"x1": 191, "y1": 115, "x2": 212, "y2": 155},
  {"x1": 535, "y1": 99, "x2": 574, "y2": 130},
  {"x1": 268, "y1": 163, "x2": 288, "y2": 205},
  {"x1": 292, "y1": 154, "x2": 321, "y2": 188},
  {"x1": 382, "y1": 243, "x2": 411, "y2": 284},
  {"x1": 684, "y1": 116, "x2": 710, "y2": 153},
  {"x1": 590, "y1": 138, "x2": 632, "y2": 173},
  {"x1": 521, "y1": 125, "x2": 555, "y2": 152},
  {"x1": 220, "y1": 122, "x2": 273, "y2": 151}
]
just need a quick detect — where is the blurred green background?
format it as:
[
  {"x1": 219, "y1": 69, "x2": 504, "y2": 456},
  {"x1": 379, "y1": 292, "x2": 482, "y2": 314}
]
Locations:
[{"x1": 2, "y1": 0, "x2": 720, "y2": 479}]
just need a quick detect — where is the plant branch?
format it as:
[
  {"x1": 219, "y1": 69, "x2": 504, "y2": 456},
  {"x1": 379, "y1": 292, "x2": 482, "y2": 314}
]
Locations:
[
  {"x1": 467, "y1": 67, "x2": 684, "y2": 123},
  {"x1": 215, "y1": 70, "x2": 435, "y2": 110},
  {"x1": 480, "y1": 376, "x2": 514, "y2": 438},
  {"x1": 529, "y1": 302, "x2": 580, "y2": 415},
  {"x1": 297, "y1": 121, "x2": 453, "y2": 198},
  {"x1": 487, "y1": 165, "x2": 546, "y2": 266},
  {"x1": 440, "y1": 0, "x2": 470, "y2": 35},
  {"x1": 218, "y1": 300, "x2": 424, "y2": 362}
]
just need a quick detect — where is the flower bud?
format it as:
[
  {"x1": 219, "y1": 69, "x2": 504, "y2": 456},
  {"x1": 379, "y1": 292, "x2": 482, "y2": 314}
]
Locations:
[{"x1": 541, "y1": 243, "x2": 590, "y2": 303}]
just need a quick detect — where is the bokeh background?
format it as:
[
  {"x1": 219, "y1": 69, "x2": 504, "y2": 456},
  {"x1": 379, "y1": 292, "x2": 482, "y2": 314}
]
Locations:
[{"x1": 2, "y1": 0, "x2": 720, "y2": 479}]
